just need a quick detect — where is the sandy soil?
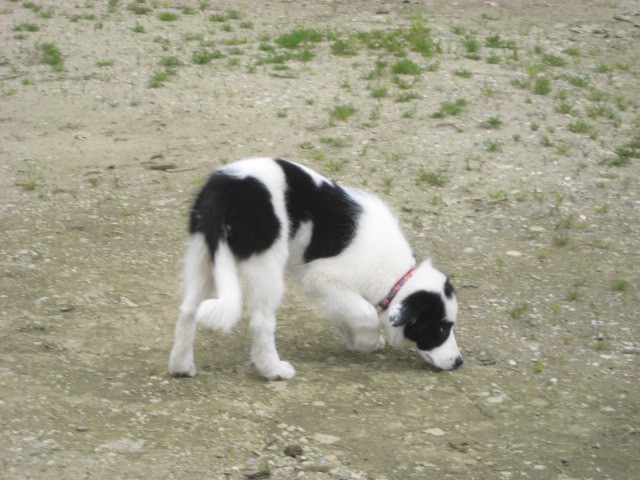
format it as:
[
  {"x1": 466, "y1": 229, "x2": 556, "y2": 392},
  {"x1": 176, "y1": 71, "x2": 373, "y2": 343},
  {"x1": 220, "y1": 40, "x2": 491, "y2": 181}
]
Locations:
[{"x1": 1, "y1": 1, "x2": 639, "y2": 478}]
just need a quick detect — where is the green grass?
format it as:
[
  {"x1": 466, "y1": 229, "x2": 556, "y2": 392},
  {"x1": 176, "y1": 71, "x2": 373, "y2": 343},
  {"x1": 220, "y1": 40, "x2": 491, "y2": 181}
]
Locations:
[
  {"x1": 22, "y1": 2, "x2": 41, "y2": 12},
  {"x1": 542, "y1": 53, "x2": 567, "y2": 67},
  {"x1": 417, "y1": 170, "x2": 447, "y2": 187},
  {"x1": 160, "y1": 56, "x2": 181, "y2": 67},
  {"x1": 320, "y1": 137, "x2": 348, "y2": 148},
  {"x1": 331, "y1": 38, "x2": 358, "y2": 57},
  {"x1": 600, "y1": 137, "x2": 640, "y2": 167},
  {"x1": 564, "y1": 74, "x2": 588, "y2": 88},
  {"x1": 462, "y1": 33, "x2": 479, "y2": 53},
  {"x1": 612, "y1": 279, "x2": 629, "y2": 293},
  {"x1": 158, "y1": 11, "x2": 179, "y2": 21},
  {"x1": 509, "y1": 303, "x2": 529, "y2": 320},
  {"x1": 396, "y1": 92, "x2": 420, "y2": 103},
  {"x1": 481, "y1": 116, "x2": 502, "y2": 129},
  {"x1": 276, "y1": 28, "x2": 323, "y2": 49},
  {"x1": 392, "y1": 59, "x2": 421, "y2": 76},
  {"x1": 533, "y1": 77, "x2": 551, "y2": 95},
  {"x1": 127, "y1": 3, "x2": 152, "y2": 15},
  {"x1": 370, "y1": 84, "x2": 388, "y2": 99},
  {"x1": 484, "y1": 139, "x2": 503, "y2": 152},
  {"x1": 148, "y1": 68, "x2": 176, "y2": 88},
  {"x1": 567, "y1": 119, "x2": 594, "y2": 136},
  {"x1": 192, "y1": 48, "x2": 224, "y2": 64},
  {"x1": 13, "y1": 22, "x2": 39, "y2": 32},
  {"x1": 357, "y1": 17, "x2": 440, "y2": 58},
  {"x1": 431, "y1": 98, "x2": 467, "y2": 118},
  {"x1": 38, "y1": 42, "x2": 64, "y2": 71},
  {"x1": 132, "y1": 22, "x2": 145, "y2": 33},
  {"x1": 16, "y1": 163, "x2": 41, "y2": 191},
  {"x1": 485, "y1": 33, "x2": 516, "y2": 49},
  {"x1": 330, "y1": 104, "x2": 357, "y2": 121},
  {"x1": 209, "y1": 10, "x2": 242, "y2": 22},
  {"x1": 454, "y1": 68, "x2": 472, "y2": 78}
]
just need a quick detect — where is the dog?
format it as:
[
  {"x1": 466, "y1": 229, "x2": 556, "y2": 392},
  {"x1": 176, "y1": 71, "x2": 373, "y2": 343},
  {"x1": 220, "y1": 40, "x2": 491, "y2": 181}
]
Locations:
[{"x1": 168, "y1": 158, "x2": 462, "y2": 380}]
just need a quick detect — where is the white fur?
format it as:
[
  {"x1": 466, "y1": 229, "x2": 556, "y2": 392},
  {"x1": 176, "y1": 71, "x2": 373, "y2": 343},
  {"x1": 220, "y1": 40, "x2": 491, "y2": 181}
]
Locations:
[{"x1": 168, "y1": 158, "x2": 460, "y2": 380}]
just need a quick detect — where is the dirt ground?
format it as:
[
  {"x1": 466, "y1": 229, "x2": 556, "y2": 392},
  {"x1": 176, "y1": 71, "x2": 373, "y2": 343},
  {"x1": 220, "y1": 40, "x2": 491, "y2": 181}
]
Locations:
[{"x1": 1, "y1": 1, "x2": 639, "y2": 479}]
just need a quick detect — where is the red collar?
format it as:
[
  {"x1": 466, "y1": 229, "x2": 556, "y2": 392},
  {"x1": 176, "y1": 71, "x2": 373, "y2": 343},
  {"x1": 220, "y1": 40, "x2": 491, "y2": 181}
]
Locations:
[{"x1": 377, "y1": 268, "x2": 415, "y2": 311}]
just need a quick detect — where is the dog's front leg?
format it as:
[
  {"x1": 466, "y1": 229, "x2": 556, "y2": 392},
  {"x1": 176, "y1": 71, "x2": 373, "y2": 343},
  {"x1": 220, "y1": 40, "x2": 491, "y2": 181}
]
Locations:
[{"x1": 309, "y1": 284, "x2": 385, "y2": 353}]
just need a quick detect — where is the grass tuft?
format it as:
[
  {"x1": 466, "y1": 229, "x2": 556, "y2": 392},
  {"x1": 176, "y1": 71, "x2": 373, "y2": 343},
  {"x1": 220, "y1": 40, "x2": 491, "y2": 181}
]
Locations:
[{"x1": 38, "y1": 42, "x2": 64, "y2": 71}]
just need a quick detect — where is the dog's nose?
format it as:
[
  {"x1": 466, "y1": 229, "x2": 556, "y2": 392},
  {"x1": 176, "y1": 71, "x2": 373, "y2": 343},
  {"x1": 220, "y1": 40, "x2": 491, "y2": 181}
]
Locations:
[{"x1": 454, "y1": 356, "x2": 464, "y2": 369}]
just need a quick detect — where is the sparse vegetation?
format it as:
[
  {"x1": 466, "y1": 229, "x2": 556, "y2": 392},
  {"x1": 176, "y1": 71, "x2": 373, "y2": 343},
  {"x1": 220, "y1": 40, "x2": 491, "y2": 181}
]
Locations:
[
  {"x1": 330, "y1": 104, "x2": 357, "y2": 121},
  {"x1": 38, "y1": 42, "x2": 64, "y2": 71},
  {"x1": 432, "y1": 98, "x2": 467, "y2": 118}
]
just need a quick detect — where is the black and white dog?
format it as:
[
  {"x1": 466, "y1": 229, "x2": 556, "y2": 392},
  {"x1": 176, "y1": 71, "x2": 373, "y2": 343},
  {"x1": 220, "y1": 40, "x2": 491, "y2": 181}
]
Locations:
[{"x1": 169, "y1": 158, "x2": 462, "y2": 380}]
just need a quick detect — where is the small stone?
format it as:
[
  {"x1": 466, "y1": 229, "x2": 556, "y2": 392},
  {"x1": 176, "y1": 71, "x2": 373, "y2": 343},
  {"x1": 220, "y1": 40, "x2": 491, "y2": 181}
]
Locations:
[
  {"x1": 284, "y1": 444, "x2": 303, "y2": 458},
  {"x1": 622, "y1": 346, "x2": 640, "y2": 355},
  {"x1": 425, "y1": 428, "x2": 445, "y2": 436},
  {"x1": 478, "y1": 351, "x2": 496, "y2": 365},
  {"x1": 487, "y1": 395, "x2": 505, "y2": 404},
  {"x1": 376, "y1": 7, "x2": 390, "y2": 15},
  {"x1": 96, "y1": 438, "x2": 145, "y2": 453},
  {"x1": 120, "y1": 296, "x2": 139, "y2": 307},
  {"x1": 505, "y1": 250, "x2": 523, "y2": 257},
  {"x1": 313, "y1": 433, "x2": 341, "y2": 445}
]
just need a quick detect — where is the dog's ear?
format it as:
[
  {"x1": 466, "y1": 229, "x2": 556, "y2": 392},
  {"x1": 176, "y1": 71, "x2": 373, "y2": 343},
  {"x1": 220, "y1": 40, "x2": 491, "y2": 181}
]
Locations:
[
  {"x1": 389, "y1": 301, "x2": 416, "y2": 327},
  {"x1": 389, "y1": 291, "x2": 444, "y2": 328}
]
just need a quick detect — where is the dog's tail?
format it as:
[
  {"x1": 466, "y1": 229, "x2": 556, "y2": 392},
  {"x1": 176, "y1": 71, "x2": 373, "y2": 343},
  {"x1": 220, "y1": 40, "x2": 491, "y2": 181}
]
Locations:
[{"x1": 195, "y1": 241, "x2": 242, "y2": 332}]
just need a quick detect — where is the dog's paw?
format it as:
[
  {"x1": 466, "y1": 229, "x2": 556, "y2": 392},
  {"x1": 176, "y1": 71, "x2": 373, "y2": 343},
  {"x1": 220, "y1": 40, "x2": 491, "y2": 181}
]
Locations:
[
  {"x1": 168, "y1": 358, "x2": 196, "y2": 378},
  {"x1": 262, "y1": 361, "x2": 296, "y2": 381},
  {"x1": 373, "y1": 334, "x2": 386, "y2": 351},
  {"x1": 353, "y1": 333, "x2": 386, "y2": 353}
]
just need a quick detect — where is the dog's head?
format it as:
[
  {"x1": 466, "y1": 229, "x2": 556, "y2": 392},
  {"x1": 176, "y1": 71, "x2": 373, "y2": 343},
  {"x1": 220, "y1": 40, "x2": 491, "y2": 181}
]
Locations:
[{"x1": 384, "y1": 260, "x2": 463, "y2": 371}]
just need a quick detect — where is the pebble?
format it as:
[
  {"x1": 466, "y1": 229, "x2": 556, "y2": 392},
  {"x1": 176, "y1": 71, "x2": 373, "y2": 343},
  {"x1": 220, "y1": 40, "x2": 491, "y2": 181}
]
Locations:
[
  {"x1": 425, "y1": 428, "x2": 445, "y2": 436},
  {"x1": 313, "y1": 433, "x2": 341, "y2": 445},
  {"x1": 284, "y1": 444, "x2": 303, "y2": 458},
  {"x1": 505, "y1": 251, "x2": 523, "y2": 257},
  {"x1": 96, "y1": 438, "x2": 145, "y2": 453},
  {"x1": 487, "y1": 395, "x2": 505, "y2": 404}
]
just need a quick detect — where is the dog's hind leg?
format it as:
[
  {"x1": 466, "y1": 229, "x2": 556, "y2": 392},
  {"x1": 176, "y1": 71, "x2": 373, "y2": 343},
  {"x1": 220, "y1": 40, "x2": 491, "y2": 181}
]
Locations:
[
  {"x1": 242, "y1": 254, "x2": 295, "y2": 381},
  {"x1": 169, "y1": 233, "x2": 213, "y2": 377}
]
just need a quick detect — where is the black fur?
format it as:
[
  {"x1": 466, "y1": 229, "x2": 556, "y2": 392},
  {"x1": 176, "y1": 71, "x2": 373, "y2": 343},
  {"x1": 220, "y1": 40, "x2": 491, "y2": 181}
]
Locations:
[
  {"x1": 189, "y1": 171, "x2": 280, "y2": 260},
  {"x1": 444, "y1": 278, "x2": 454, "y2": 299},
  {"x1": 391, "y1": 291, "x2": 453, "y2": 351},
  {"x1": 276, "y1": 159, "x2": 362, "y2": 263}
]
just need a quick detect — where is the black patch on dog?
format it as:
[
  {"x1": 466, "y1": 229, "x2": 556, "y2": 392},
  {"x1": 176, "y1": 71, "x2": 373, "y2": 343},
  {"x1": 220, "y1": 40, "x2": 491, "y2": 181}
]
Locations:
[
  {"x1": 392, "y1": 291, "x2": 453, "y2": 351},
  {"x1": 190, "y1": 171, "x2": 280, "y2": 260},
  {"x1": 444, "y1": 278, "x2": 455, "y2": 299},
  {"x1": 276, "y1": 159, "x2": 362, "y2": 262}
]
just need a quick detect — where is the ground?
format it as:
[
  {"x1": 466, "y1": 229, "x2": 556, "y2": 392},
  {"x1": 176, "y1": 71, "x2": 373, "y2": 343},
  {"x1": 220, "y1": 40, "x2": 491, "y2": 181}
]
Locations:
[{"x1": 1, "y1": 1, "x2": 639, "y2": 479}]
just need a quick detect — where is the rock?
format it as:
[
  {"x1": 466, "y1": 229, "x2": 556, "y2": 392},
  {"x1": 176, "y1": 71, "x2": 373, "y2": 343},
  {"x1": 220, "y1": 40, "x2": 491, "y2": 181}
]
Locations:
[
  {"x1": 478, "y1": 351, "x2": 496, "y2": 365},
  {"x1": 284, "y1": 443, "x2": 303, "y2": 458},
  {"x1": 622, "y1": 346, "x2": 640, "y2": 355},
  {"x1": 505, "y1": 250, "x2": 522, "y2": 257},
  {"x1": 313, "y1": 433, "x2": 340, "y2": 445},
  {"x1": 487, "y1": 395, "x2": 505, "y2": 404},
  {"x1": 96, "y1": 438, "x2": 145, "y2": 453},
  {"x1": 243, "y1": 471, "x2": 270, "y2": 479},
  {"x1": 425, "y1": 428, "x2": 445, "y2": 436}
]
